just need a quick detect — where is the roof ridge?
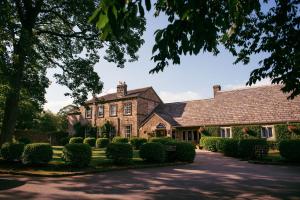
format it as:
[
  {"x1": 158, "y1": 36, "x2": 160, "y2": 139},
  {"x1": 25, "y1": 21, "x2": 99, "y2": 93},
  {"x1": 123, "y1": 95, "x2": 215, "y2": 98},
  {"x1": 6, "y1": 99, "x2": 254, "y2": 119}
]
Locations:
[
  {"x1": 98, "y1": 86, "x2": 152, "y2": 98},
  {"x1": 219, "y1": 84, "x2": 281, "y2": 93}
]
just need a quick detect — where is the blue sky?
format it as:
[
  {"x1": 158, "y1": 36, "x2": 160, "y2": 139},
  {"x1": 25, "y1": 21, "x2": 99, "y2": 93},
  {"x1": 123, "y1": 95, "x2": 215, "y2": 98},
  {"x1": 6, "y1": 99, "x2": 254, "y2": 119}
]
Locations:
[{"x1": 45, "y1": 4, "x2": 272, "y2": 113}]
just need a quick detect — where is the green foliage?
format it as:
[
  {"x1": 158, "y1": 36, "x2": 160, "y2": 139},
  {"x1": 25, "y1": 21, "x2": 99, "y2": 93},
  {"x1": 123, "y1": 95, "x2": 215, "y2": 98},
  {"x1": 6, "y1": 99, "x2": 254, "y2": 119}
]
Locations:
[
  {"x1": 279, "y1": 140, "x2": 300, "y2": 162},
  {"x1": 59, "y1": 137, "x2": 70, "y2": 146},
  {"x1": 96, "y1": 138, "x2": 110, "y2": 148},
  {"x1": 200, "y1": 137, "x2": 220, "y2": 152},
  {"x1": 275, "y1": 124, "x2": 291, "y2": 141},
  {"x1": 99, "y1": 121, "x2": 116, "y2": 138},
  {"x1": 22, "y1": 143, "x2": 53, "y2": 165},
  {"x1": 130, "y1": 137, "x2": 147, "y2": 150},
  {"x1": 69, "y1": 137, "x2": 83, "y2": 144},
  {"x1": 174, "y1": 142, "x2": 195, "y2": 163},
  {"x1": 62, "y1": 143, "x2": 92, "y2": 167},
  {"x1": 106, "y1": 143, "x2": 133, "y2": 165},
  {"x1": 17, "y1": 137, "x2": 31, "y2": 145},
  {"x1": 49, "y1": 131, "x2": 69, "y2": 145},
  {"x1": 200, "y1": 127, "x2": 220, "y2": 137},
  {"x1": 139, "y1": 142, "x2": 166, "y2": 163},
  {"x1": 216, "y1": 138, "x2": 229, "y2": 152},
  {"x1": 83, "y1": 137, "x2": 96, "y2": 147},
  {"x1": 0, "y1": 142, "x2": 24, "y2": 161},
  {"x1": 33, "y1": 111, "x2": 67, "y2": 133},
  {"x1": 112, "y1": 137, "x2": 129, "y2": 144},
  {"x1": 232, "y1": 125, "x2": 261, "y2": 139},
  {"x1": 149, "y1": 137, "x2": 173, "y2": 144},
  {"x1": 222, "y1": 139, "x2": 239, "y2": 157},
  {"x1": 267, "y1": 141, "x2": 279, "y2": 150},
  {"x1": 238, "y1": 139, "x2": 268, "y2": 159}
]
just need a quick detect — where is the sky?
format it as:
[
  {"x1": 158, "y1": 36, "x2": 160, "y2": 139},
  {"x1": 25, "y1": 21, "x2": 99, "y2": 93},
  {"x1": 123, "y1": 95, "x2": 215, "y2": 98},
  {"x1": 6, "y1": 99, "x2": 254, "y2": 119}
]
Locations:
[{"x1": 44, "y1": 4, "x2": 273, "y2": 113}]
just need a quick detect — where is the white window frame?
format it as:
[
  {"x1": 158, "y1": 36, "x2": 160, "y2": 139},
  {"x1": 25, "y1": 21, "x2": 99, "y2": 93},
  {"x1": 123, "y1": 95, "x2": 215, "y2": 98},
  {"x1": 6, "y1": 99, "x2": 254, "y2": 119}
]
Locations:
[
  {"x1": 220, "y1": 127, "x2": 232, "y2": 138},
  {"x1": 124, "y1": 125, "x2": 132, "y2": 138},
  {"x1": 98, "y1": 105, "x2": 104, "y2": 117},
  {"x1": 261, "y1": 125, "x2": 275, "y2": 139},
  {"x1": 85, "y1": 107, "x2": 92, "y2": 119},
  {"x1": 109, "y1": 104, "x2": 117, "y2": 117},
  {"x1": 123, "y1": 102, "x2": 132, "y2": 116}
]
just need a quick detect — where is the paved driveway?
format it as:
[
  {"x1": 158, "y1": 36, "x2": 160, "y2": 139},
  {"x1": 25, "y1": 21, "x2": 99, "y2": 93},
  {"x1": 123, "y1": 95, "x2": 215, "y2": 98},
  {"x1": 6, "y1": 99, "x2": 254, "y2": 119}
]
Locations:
[{"x1": 0, "y1": 150, "x2": 300, "y2": 200}]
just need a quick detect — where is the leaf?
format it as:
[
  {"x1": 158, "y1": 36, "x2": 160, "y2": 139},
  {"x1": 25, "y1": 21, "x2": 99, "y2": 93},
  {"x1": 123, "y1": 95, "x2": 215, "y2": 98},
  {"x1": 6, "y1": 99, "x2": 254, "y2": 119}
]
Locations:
[
  {"x1": 138, "y1": 1, "x2": 145, "y2": 17},
  {"x1": 96, "y1": 13, "x2": 109, "y2": 29},
  {"x1": 145, "y1": 0, "x2": 151, "y2": 11},
  {"x1": 88, "y1": 8, "x2": 101, "y2": 24}
]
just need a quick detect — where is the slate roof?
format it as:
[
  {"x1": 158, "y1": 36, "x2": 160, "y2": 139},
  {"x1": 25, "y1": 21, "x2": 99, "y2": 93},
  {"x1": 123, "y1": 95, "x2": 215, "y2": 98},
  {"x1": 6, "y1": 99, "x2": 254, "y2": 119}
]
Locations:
[
  {"x1": 85, "y1": 87, "x2": 152, "y2": 104},
  {"x1": 153, "y1": 85, "x2": 300, "y2": 127}
]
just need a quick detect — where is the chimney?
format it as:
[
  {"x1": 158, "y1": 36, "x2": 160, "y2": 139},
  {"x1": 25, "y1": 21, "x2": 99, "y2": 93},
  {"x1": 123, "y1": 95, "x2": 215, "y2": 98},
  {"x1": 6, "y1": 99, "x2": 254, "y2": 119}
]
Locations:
[
  {"x1": 213, "y1": 85, "x2": 221, "y2": 97},
  {"x1": 117, "y1": 81, "x2": 127, "y2": 97}
]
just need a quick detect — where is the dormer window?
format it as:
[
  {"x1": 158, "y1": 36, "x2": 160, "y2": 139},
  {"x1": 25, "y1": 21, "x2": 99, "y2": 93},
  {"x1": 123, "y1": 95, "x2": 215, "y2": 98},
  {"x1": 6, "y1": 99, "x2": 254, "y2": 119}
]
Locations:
[
  {"x1": 109, "y1": 104, "x2": 117, "y2": 117},
  {"x1": 123, "y1": 102, "x2": 132, "y2": 116},
  {"x1": 98, "y1": 105, "x2": 104, "y2": 117},
  {"x1": 85, "y1": 107, "x2": 92, "y2": 119}
]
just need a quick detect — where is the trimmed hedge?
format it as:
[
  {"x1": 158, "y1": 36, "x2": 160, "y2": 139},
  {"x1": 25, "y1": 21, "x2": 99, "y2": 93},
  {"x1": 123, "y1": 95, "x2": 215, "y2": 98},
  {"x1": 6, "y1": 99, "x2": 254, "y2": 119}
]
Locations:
[
  {"x1": 106, "y1": 143, "x2": 133, "y2": 164},
  {"x1": 0, "y1": 142, "x2": 25, "y2": 161},
  {"x1": 96, "y1": 138, "x2": 110, "y2": 148},
  {"x1": 200, "y1": 137, "x2": 220, "y2": 152},
  {"x1": 238, "y1": 139, "x2": 268, "y2": 159},
  {"x1": 83, "y1": 137, "x2": 96, "y2": 147},
  {"x1": 267, "y1": 141, "x2": 279, "y2": 150},
  {"x1": 279, "y1": 140, "x2": 300, "y2": 162},
  {"x1": 175, "y1": 142, "x2": 195, "y2": 162},
  {"x1": 22, "y1": 143, "x2": 53, "y2": 165},
  {"x1": 112, "y1": 137, "x2": 129, "y2": 144},
  {"x1": 130, "y1": 137, "x2": 147, "y2": 150},
  {"x1": 222, "y1": 139, "x2": 239, "y2": 157},
  {"x1": 140, "y1": 142, "x2": 166, "y2": 163},
  {"x1": 149, "y1": 137, "x2": 173, "y2": 145},
  {"x1": 69, "y1": 137, "x2": 83, "y2": 144},
  {"x1": 17, "y1": 137, "x2": 31, "y2": 145},
  {"x1": 62, "y1": 143, "x2": 92, "y2": 167},
  {"x1": 216, "y1": 138, "x2": 229, "y2": 152}
]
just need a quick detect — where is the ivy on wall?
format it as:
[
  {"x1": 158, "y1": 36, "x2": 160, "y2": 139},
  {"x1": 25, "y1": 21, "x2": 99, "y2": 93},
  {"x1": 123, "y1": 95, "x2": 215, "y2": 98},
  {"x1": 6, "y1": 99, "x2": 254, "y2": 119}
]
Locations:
[
  {"x1": 200, "y1": 126, "x2": 220, "y2": 137},
  {"x1": 275, "y1": 123, "x2": 300, "y2": 141},
  {"x1": 232, "y1": 125, "x2": 261, "y2": 139}
]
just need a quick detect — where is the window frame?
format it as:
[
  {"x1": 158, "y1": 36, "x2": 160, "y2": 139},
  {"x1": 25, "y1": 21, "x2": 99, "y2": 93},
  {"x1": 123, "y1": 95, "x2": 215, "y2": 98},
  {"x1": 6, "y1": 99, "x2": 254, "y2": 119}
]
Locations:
[
  {"x1": 109, "y1": 104, "x2": 117, "y2": 117},
  {"x1": 98, "y1": 104, "x2": 104, "y2": 118},
  {"x1": 85, "y1": 106, "x2": 92, "y2": 119},
  {"x1": 124, "y1": 125, "x2": 132, "y2": 138},
  {"x1": 123, "y1": 102, "x2": 132, "y2": 116},
  {"x1": 261, "y1": 125, "x2": 275, "y2": 139},
  {"x1": 220, "y1": 127, "x2": 232, "y2": 138}
]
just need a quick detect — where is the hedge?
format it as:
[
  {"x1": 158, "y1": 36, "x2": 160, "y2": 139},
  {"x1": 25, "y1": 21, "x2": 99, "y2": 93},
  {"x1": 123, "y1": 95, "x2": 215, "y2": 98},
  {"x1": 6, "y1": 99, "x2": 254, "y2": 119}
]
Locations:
[
  {"x1": 216, "y1": 138, "x2": 229, "y2": 152},
  {"x1": 22, "y1": 143, "x2": 53, "y2": 164},
  {"x1": 222, "y1": 139, "x2": 239, "y2": 157},
  {"x1": 200, "y1": 137, "x2": 220, "y2": 152},
  {"x1": 106, "y1": 143, "x2": 133, "y2": 164},
  {"x1": 0, "y1": 142, "x2": 24, "y2": 161},
  {"x1": 149, "y1": 137, "x2": 173, "y2": 145},
  {"x1": 174, "y1": 142, "x2": 196, "y2": 162},
  {"x1": 130, "y1": 137, "x2": 147, "y2": 150},
  {"x1": 62, "y1": 143, "x2": 92, "y2": 167},
  {"x1": 69, "y1": 137, "x2": 83, "y2": 144},
  {"x1": 238, "y1": 139, "x2": 268, "y2": 159},
  {"x1": 83, "y1": 137, "x2": 96, "y2": 147},
  {"x1": 232, "y1": 126, "x2": 261, "y2": 139},
  {"x1": 279, "y1": 140, "x2": 300, "y2": 162},
  {"x1": 112, "y1": 137, "x2": 129, "y2": 144},
  {"x1": 140, "y1": 142, "x2": 166, "y2": 163},
  {"x1": 17, "y1": 137, "x2": 31, "y2": 145},
  {"x1": 96, "y1": 138, "x2": 110, "y2": 148}
]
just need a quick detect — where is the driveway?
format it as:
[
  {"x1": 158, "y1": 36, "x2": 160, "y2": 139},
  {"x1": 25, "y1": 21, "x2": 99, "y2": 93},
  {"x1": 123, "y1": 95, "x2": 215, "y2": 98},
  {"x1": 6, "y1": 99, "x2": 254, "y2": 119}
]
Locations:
[{"x1": 0, "y1": 150, "x2": 300, "y2": 200}]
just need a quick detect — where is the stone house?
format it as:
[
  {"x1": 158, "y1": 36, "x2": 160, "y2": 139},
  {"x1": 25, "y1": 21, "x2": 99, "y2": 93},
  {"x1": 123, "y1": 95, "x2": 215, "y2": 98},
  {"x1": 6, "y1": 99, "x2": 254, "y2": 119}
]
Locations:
[{"x1": 67, "y1": 82, "x2": 300, "y2": 142}]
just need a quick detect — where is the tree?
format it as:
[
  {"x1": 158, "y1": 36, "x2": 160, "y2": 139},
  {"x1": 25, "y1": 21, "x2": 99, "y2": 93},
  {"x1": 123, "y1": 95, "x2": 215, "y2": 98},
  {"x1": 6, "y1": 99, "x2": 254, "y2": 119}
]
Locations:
[
  {"x1": 90, "y1": 0, "x2": 300, "y2": 99},
  {"x1": 0, "y1": 0, "x2": 145, "y2": 144}
]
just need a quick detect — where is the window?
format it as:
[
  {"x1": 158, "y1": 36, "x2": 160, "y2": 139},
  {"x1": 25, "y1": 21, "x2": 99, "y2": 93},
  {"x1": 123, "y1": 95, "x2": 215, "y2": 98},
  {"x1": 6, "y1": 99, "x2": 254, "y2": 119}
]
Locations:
[
  {"x1": 85, "y1": 107, "x2": 92, "y2": 118},
  {"x1": 193, "y1": 131, "x2": 198, "y2": 141},
  {"x1": 123, "y1": 102, "x2": 132, "y2": 115},
  {"x1": 220, "y1": 127, "x2": 232, "y2": 138},
  {"x1": 98, "y1": 105, "x2": 104, "y2": 117},
  {"x1": 109, "y1": 104, "x2": 117, "y2": 116},
  {"x1": 183, "y1": 131, "x2": 186, "y2": 140},
  {"x1": 188, "y1": 131, "x2": 192, "y2": 141},
  {"x1": 124, "y1": 125, "x2": 132, "y2": 138},
  {"x1": 172, "y1": 130, "x2": 176, "y2": 139},
  {"x1": 261, "y1": 126, "x2": 274, "y2": 138}
]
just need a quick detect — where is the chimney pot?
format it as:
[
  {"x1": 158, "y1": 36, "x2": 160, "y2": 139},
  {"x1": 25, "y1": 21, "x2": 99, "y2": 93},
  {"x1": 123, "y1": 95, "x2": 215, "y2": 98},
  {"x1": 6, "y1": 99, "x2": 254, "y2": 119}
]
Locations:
[{"x1": 213, "y1": 85, "x2": 221, "y2": 97}]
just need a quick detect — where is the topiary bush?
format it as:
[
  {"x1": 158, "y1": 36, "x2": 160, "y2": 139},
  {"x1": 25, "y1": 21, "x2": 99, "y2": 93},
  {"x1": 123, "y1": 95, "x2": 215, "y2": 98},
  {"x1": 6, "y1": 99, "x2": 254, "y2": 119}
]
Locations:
[
  {"x1": 238, "y1": 139, "x2": 268, "y2": 159},
  {"x1": 174, "y1": 142, "x2": 195, "y2": 162},
  {"x1": 17, "y1": 137, "x2": 31, "y2": 145},
  {"x1": 83, "y1": 137, "x2": 96, "y2": 147},
  {"x1": 112, "y1": 136, "x2": 129, "y2": 144},
  {"x1": 62, "y1": 143, "x2": 92, "y2": 167},
  {"x1": 130, "y1": 137, "x2": 147, "y2": 149},
  {"x1": 222, "y1": 139, "x2": 239, "y2": 157},
  {"x1": 201, "y1": 137, "x2": 220, "y2": 152},
  {"x1": 22, "y1": 143, "x2": 53, "y2": 165},
  {"x1": 139, "y1": 142, "x2": 166, "y2": 163},
  {"x1": 96, "y1": 138, "x2": 110, "y2": 148},
  {"x1": 69, "y1": 137, "x2": 83, "y2": 144},
  {"x1": 106, "y1": 143, "x2": 133, "y2": 165},
  {"x1": 149, "y1": 137, "x2": 173, "y2": 145},
  {"x1": 0, "y1": 142, "x2": 25, "y2": 161},
  {"x1": 279, "y1": 140, "x2": 300, "y2": 162}
]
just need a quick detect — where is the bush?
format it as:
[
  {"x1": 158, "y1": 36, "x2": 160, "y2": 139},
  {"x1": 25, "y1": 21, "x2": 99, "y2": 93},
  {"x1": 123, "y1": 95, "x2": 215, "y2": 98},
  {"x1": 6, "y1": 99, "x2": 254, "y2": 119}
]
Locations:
[
  {"x1": 49, "y1": 131, "x2": 69, "y2": 145},
  {"x1": 112, "y1": 137, "x2": 129, "y2": 144},
  {"x1": 267, "y1": 141, "x2": 279, "y2": 150},
  {"x1": 96, "y1": 138, "x2": 110, "y2": 148},
  {"x1": 140, "y1": 142, "x2": 166, "y2": 163},
  {"x1": 130, "y1": 137, "x2": 147, "y2": 149},
  {"x1": 175, "y1": 142, "x2": 195, "y2": 162},
  {"x1": 0, "y1": 142, "x2": 25, "y2": 161},
  {"x1": 22, "y1": 143, "x2": 53, "y2": 164},
  {"x1": 238, "y1": 139, "x2": 268, "y2": 159},
  {"x1": 279, "y1": 140, "x2": 300, "y2": 162},
  {"x1": 17, "y1": 137, "x2": 31, "y2": 145},
  {"x1": 149, "y1": 137, "x2": 173, "y2": 145},
  {"x1": 200, "y1": 137, "x2": 220, "y2": 152},
  {"x1": 106, "y1": 143, "x2": 133, "y2": 164},
  {"x1": 62, "y1": 143, "x2": 92, "y2": 167},
  {"x1": 69, "y1": 137, "x2": 83, "y2": 144},
  {"x1": 83, "y1": 137, "x2": 96, "y2": 147},
  {"x1": 59, "y1": 137, "x2": 70, "y2": 146},
  {"x1": 222, "y1": 139, "x2": 239, "y2": 157},
  {"x1": 216, "y1": 138, "x2": 229, "y2": 152}
]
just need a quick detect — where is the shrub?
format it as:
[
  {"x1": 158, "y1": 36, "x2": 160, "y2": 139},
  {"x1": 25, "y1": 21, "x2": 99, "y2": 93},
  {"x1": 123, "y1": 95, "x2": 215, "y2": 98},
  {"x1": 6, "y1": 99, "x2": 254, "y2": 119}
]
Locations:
[
  {"x1": 62, "y1": 143, "x2": 92, "y2": 167},
  {"x1": 149, "y1": 137, "x2": 173, "y2": 145},
  {"x1": 279, "y1": 140, "x2": 300, "y2": 162},
  {"x1": 140, "y1": 142, "x2": 165, "y2": 163},
  {"x1": 238, "y1": 139, "x2": 268, "y2": 159},
  {"x1": 22, "y1": 143, "x2": 53, "y2": 164},
  {"x1": 112, "y1": 136, "x2": 129, "y2": 144},
  {"x1": 222, "y1": 139, "x2": 239, "y2": 157},
  {"x1": 69, "y1": 137, "x2": 83, "y2": 144},
  {"x1": 106, "y1": 143, "x2": 133, "y2": 164},
  {"x1": 49, "y1": 131, "x2": 69, "y2": 145},
  {"x1": 267, "y1": 141, "x2": 279, "y2": 150},
  {"x1": 130, "y1": 137, "x2": 147, "y2": 149},
  {"x1": 201, "y1": 137, "x2": 220, "y2": 152},
  {"x1": 96, "y1": 138, "x2": 110, "y2": 148},
  {"x1": 216, "y1": 138, "x2": 229, "y2": 152},
  {"x1": 83, "y1": 137, "x2": 96, "y2": 147},
  {"x1": 59, "y1": 137, "x2": 69, "y2": 146},
  {"x1": 17, "y1": 137, "x2": 31, "y2": 145},
  {"x1": 175, "y1": 142, "x2": 195, "y2": 162},
  {"x1": 0, "y1": 142, "x2": 25, "y2": 161}
]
